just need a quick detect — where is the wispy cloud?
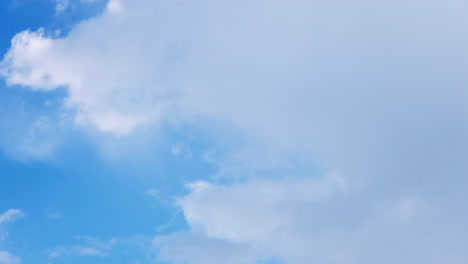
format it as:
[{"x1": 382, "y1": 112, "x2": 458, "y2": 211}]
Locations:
[
  {"x1": 45, "y1": 210, "x2": 63, "y2": 220},
  {"x1": 0, "y1": 210, "x2": 24, "y2": 225},
  {"x1": 53, "y1": 0, "x2": 70, "y2": 13},
  {"x1": 0, "y1": 251, "x2": 20, "y2": 264},
  {"x1": 0, "y1": 210, "x2": 24, "y2": 264},
  {"x1": 48, "y1": 235, "x2": 150, "y2": 260}
]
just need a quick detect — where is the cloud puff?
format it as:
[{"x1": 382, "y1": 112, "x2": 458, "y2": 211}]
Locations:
[
  {"x1": 0, "y1": 95, "x2": 71, "y2": 161},
  {"x1": 45, "y1": 210, "x2": 63, "y2": 219},
  {"x1": 180, "y1": 175, "x2": 347, "y2": 243},
  {"x1": 49, "y1": 236, "x2": 116, "y2": 259},
  {"x1": 154, "y1": 233, "x2": 266, "y2": 264},
  {"x1": 0, "y1": 209, "x2": 24, "y2": 241},
  {"x1": 106, "y1": 0, "x2": 122, "y2": 13},
  {"x1": 155, "y1": 177, "x2": 468, "y2": 264},
  {"x1": 0, "y1": 210, "x2": 24, "y2": 264},
  {"x1": 0, "y1": 251, "x2": 20, "y2": 264},
  {"x1": 0, "y1": 210, "x2": 24, "y2": 226},
  {"x1": 2, "y1": 0, "x2": 468, "y2": 178},
  {"x1": 0, "y1": 26, "x2": 161, "y2": 135},
  {"x1": 53, "y1": 0, "x2": 70, "y2": 13}
]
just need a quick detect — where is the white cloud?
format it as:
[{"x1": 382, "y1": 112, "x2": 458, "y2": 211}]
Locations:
[
  {"x1": 154, "y1": 233, "x2": 267, "y2": 264},
  {"x1": 0, "y1": 251, "x2": 20, "y2": 264},
  {"x1": 46, "y1": 210, "x2": 63, "y2": 219},
  {"x1": 106, "y1": 0, "x2": 122, "y2": 13},
  {"x1": 145, "y1": 189, "x2": 159, "y2": 198},
  {"x1": 49, "y1": 238, "x2": 111, "y2": 259},
  {"x1": 0, "y1": 209, "x2": 24, "y2": 241},
  {"x1": 0, "y1": 23, "x2": 164, "y2": 135},
  {"x1": 180, "y1": 175, "x2": 347, "y2": 243},
  {"x1": 15, "y1": 116, "x2": 57, "y2": 159},
  {"x1": 0, "y1": 210, "x2": 24, "y2": 264},
  {"x1": 0, "y1": 210, "x2": 24, "y2": 226},
  {"x1": 2, "y1": 0, "x2": 468, "y2": 178},
  {"x1": 153, "y1": 176, "x2": 348, "y2": 264},
  {"x1": 2, "y1": 0, "x2": 468, "y2": 262},
  {"x1": 53, "y1": 0, "x2": 70, "y2": 13},
  {"x1": 49, "y1": 235, "x2": 150, "y2": 260},
  {"x1": 49, "y1": 246, "x2": 104, "y2": 259},
  {"x1": 71, "y1": 246, "x2": 101, "y2": 256},
  {"x1": 0, "y1": 107, "x2": 69, "y2": 161},
  {"x1": 155, "y1": 177, "x2": 468, "y2": 264}
]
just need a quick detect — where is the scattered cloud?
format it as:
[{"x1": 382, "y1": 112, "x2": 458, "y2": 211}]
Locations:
[
  {"x1": 49, "y1": 246, "x2": 103, "y2": 259},
  {"x1": 53, "y1": 0, "x2": 70, "y2": 13},
  {"x1": 145, "y1": 189, "x2": 160, "y2": 199},
  {"x1": 0, "y1": 210, "x2": 24, "y2": 264},
  {"x1": 45, "y1": 210, "x2": 63, "y2": 220},
  {"x1": 145, "y1": 189, "x2": 176, "y2": 209},
  {"x1": 49, "y1": 235, "x2": 150, "y2": 260},
  {"x1": 170, "y1": 142, "x2": 192, "y2": 159},
  {"x1": 0, "y1": 210, "x2": 24, "y2": 225},
  {"x1": 0, "y1": 251, "x2": 20, "y2": 264},
  {"x1": 49, "y1": 237, "x2": 113, "y2": 259},
  {"x1": 0, "y1": 108, "x2": 70, "y2": 161}
]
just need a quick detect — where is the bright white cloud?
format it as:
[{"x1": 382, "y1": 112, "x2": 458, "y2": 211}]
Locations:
[
  {"x1": 155, "y1": 177, "x2": 468, "y2": 264},
  {"x1": 155, "y1": 176, "x2": 347, "y2": 264},
  {"x1": 106, "y1": 0, "x2": 122, "y2": 13},
  {"x1": 2, "y1": 0, "x2": 468, "y2": 177},
  {"x1": 2, "y1": 0, "x2": 468, "y2": 263},
  {"x1": 180, "y1": 175, "x2": 347, "y2": 243},
  {"x1": 154, "y1": 233, "x2": 267, "y2": 264},
  {"x1": 1, "y1": 18, "x2": 166, "y2": 135}
]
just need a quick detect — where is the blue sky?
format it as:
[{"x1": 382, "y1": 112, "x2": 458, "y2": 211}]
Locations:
[{"x1": 1, "y1": 0, "x2": 468, "y2": 264}]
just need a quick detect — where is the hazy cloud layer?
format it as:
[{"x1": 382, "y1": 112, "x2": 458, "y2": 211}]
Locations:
[
  {"x1": 1, "y1": 0, "x2": 468, "y2": 180},
  {"x1": 0, "y1": 251, "x2": 20, "y2": 264},
  {"x1": 1, "y1": 0, "x2": 468, "y2": 263}
]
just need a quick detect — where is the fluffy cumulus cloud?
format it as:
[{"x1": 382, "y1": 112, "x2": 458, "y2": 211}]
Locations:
[
  {"x1": 2, "y1": 0, "x2": 468, "y2": 263},
  {"x1": 2, "y1": 0, "x2": 468, "y2": 175},
  {"x1": 154, "y1": 176, "x2": 347, "y2": 264},
  {"x1": 155, "y1": 177, "x2": 468, "y2": 264}
]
